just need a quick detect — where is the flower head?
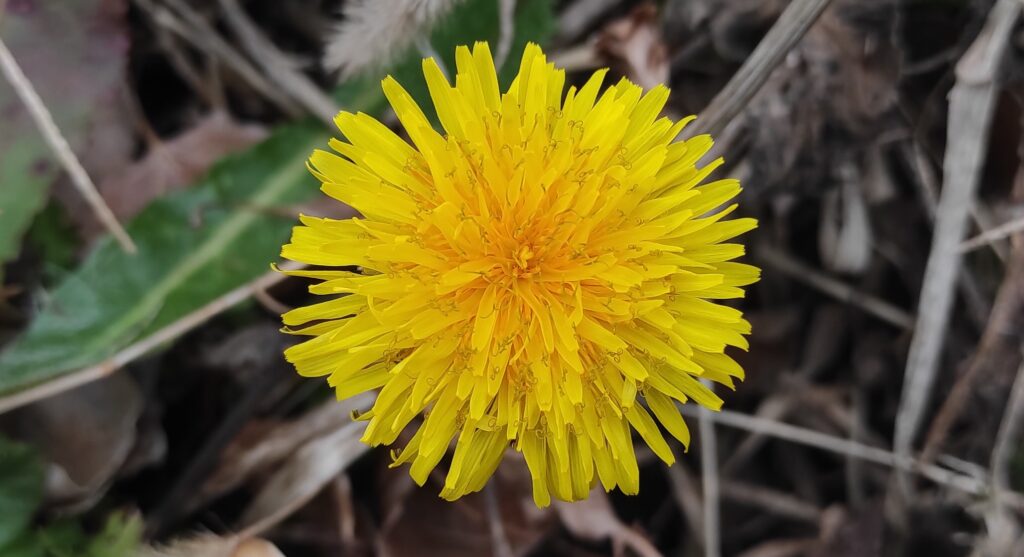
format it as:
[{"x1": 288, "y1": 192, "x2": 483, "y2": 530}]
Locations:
[{"x1": 280, "y1": 42, "x2": 759, "y2": 506}]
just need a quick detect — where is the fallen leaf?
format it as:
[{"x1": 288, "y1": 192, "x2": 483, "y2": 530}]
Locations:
[
  {"x1": 554, "y1": 488, "x2": 662, "y2": 557},
  {"x1": 5, "y1": 373, "x2": 142, "y2": 511},
  {"x1": 378, "y1": 456, "x2": 554, "y2": 557},
  {"x1": 595, "y1": 3, "x2": 669, "y2": 90},
  {"x1": 0, "y1": 0, "x2": 132, "y2": 264},
  {"x1": 195, "y1": 394, "x2": 372, "y2": 514},
  {"x1": 238, "y1": 396, "x2": 374, "y2": 532},
  {"x1": 82, "y1": 111, "x2": 268, "y2": 239}
]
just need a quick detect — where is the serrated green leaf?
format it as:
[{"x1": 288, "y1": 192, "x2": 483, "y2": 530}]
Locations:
[
  {"x1": 0, "y1": 0, "x2": 555, "y2": 395},
  {"x1": 0, "y1": 437, "x2": 44, "y2": 549}
]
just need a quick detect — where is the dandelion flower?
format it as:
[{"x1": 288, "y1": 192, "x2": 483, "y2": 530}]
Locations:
[{"x1": 280, "y1": 42, "x2": 759, "y2": 506}]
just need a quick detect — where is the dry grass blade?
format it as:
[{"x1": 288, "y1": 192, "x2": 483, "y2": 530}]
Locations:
[
  {"x1": 0, "y1": 262, "x2": 305, "y2": 415},
  {"x1": 0, "y1": 37, "x2": 136, "y2": 253},
  {"x1": 239, "y1": 420, "x2": 370, "y2": 535},
  {"x1": 133, "y1": 0, "x2": 302, "y2": 117},
  {"x1": 920, "y1": 240, "x2": 1024, "y2": 462},
  {"x1": 678, "y1": 405, "x2": 1006, "y2": 499},
  {"x1": 758, "y1": 247, "x2": 916, "y2": 330},
  {"x1": 699, "y1": 383, "x2": 721, "y2": 557},
  {"x1": 892, "y1": 0, "x2": 1021, "y2": 492},
  {"x1": 720, "y1": 480, "x2": 821, "y2": 524},
  {"x1": 961, "y1": 215, "x2": 1024, "y2": 253},
  {"x1": 323, "y1": 0, "x2": 463, "y2": 79},
  {"x1": 685, "y1": 0, "x2": 834, "y2": 138},
  {"x1": 666, "y1": 464, "x2": 706, "y2": 547},
  {"x1": 494, "y1": 0, "x2": 518, "y2": 69},
  {"x1": 992, "y1": 354, "x2": 1024, "y2": 492},
  {"x1": 217, "y1": 0, "x2": 338, "y2": 126},
  {"x1": 978, "y1": 355, "x2": 1024, "y2": 557}
]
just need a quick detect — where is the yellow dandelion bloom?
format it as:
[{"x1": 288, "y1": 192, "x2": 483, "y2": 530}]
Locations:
[{"x1": 280, "y1": 42, "x2": 759, "y2": 506}]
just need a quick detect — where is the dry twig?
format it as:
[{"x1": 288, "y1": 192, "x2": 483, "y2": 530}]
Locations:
[
  {"x1": 0, "y1": 262, "x2": 305, "y2": 414},
  {"x1": 699, "y1": 383, "x2": 721, "y2": 557},
  {"x1": 685, "y1": 0, "x2": 835, "y2": 138},
  {"x1": 133, "y1": 0, "x2": 302, "y2": 117},
  {"x1": 0, "y1": 38, "x2": 136, "y2": 253},
  {"x1": 719, "y1": 480, "x2": 821, "y2": 524},
  {"x1": 494, "y1": 0, "x2": 518, "y2": 69},
  {"x1": 679, "y1": 405, "x2": 1012, "y2": 501},
  {"x1": 893, "y1": 0, "x2": 1021, "y2": 492},
  {"x1": 961, "y1": 215, "x2": 1024, "y2": 253},
  {"x1": 758, "y1": 247, "x2": 916, "y2": 330},
  {"x1": 217, "y1": 0, "x2": 339, "y2": 126},
  {"x1": 920, "y1": 240, "x2": 1024, "y2": 462}
]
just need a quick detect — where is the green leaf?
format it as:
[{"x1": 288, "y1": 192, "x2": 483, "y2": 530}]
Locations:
[
  {"x1": 84, "y1": 512, "x2": 142, "y2": 557},
  {"x1": 35, "y1": 512, "x2": 142, "y2": 557},
  {"x1": 0, "y1": 0, "x2": 555, "y2": 395},
  {"x1": 0, "y1": 437, "x2": 44, "y2": 548},
  {"x1": 0, "y1": 142, "x2": 51, "y2": 269}
]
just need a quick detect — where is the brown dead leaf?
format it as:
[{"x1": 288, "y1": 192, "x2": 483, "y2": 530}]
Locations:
[
  {"x1": 196, "y1": 394, "x2": 371, "y2": 511},
  {"x1": 595, "y1": 3, "x2": 669, "y2": 90},
  {"x1": 76, "y1": 111, "x2": 267, "y2": 238},
  {"x1": 378, "y1": 457, "x2": 555, "y2": 557},
  {"x1": 138, "y1": 535, "x2": 285, "y2": 557},
  {"x1": 3, "y1": 373, "x2": 142, "y2": 511},
  {"x1": 554, "y1": 488, "x2": 662, "y2": 557},
  {"x1": 238, "y1": 397, "x2": 374, "y2": 533}
]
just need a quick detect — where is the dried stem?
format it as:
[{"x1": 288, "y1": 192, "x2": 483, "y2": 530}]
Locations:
[
  {"x1": 992, "y1": 355, "x2": 1024, "y2": 493},
  {"x1": 920, "y1": 240, "x2": 1024, "y2": 462},
  {"x1": 961, "y1": 215, "x2": 1024, "y2": 253},
  {"x1": 0, "y1": 37, "x2": 136, "y2": 253},
  {"x1": 217, "y1": 0, "x2": 339, "y2": 126},
  {"x1": 0, "y1": 262, "x2": 305, "y2": 414},
  {"x1": 758, "y1": 247, "x2": 916, "y2": 330},
  {"x1": 484, "y1": 483, "x2": 514, "y2": 557},
  {"x1": 699, "y1": 381, "x2": 720, "y2": 557},
  {"x1": 893, "y1": 0, "x2": 1021, "y2": 493},
  {"x1": 679, "y1": 405, "x2": 1013, "y2": 502},
  {"x1": 494, "y1": 0, "x2": 518, "y2": 69},
  {"x1": 133, "y1": 0, "x2": 302, "y2": 117},
  {"x1": 685, "y1": 0, "x2": 835, "y2": 138}
]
